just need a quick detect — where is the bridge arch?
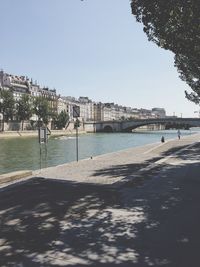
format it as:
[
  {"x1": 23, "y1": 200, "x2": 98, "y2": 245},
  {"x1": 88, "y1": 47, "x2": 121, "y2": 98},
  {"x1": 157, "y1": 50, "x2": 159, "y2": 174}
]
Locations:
[
  {"x1": 87, "y1": 118, "x2": 200, "y2": 133},
  {"x1": 122, "y1": 119, "x2": 197, "y2": 132},
  {"x1": 123, "y1": 122, "x2": 166, "y2": 132},
  {"x1": 103, "y1": 125, "x2": 113, "y2": 132}
]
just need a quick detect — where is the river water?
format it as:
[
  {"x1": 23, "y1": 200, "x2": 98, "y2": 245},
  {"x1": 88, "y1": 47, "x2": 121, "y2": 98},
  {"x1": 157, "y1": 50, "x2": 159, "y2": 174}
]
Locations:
[{"x1": 0, "y1": 129, "x2": 197, "y2": 175}]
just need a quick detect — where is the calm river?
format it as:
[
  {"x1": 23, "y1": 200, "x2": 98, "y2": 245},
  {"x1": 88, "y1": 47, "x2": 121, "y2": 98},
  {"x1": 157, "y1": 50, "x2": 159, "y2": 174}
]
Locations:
[{"x1": 0, "y1": 130, "x2": 197, "y2": 175}]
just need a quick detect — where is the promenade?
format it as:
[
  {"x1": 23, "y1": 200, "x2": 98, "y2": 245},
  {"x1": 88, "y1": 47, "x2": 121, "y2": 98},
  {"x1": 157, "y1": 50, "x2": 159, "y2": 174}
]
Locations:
[
  {"x1": 0, "y1": 133, "x2": 200, "y2": 266},
  {"x1": 32, "y1": 132, "x2": 200, "y2": 185}
]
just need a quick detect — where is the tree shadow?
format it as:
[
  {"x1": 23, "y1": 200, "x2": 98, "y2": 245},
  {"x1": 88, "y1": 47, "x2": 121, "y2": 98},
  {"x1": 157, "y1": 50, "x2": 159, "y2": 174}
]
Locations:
[
  {"x1": 1, "y1": 143, "x2": 200, "y2": 266},
  {"x1": 160, "y1": 142, "x2": 200, "y2": 158},
  {"x1": 93, "y1": 143, "x2": 200, "y2": 185},
  {"x1": 92, "y1": 157, "x2": 161, "y2": 186}
]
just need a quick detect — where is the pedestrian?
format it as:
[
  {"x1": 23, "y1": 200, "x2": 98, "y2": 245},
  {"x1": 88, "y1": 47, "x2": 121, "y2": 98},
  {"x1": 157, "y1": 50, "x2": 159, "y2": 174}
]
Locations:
[
  {"x1": 161, "y1": 136, "x2": 165, "y2": 143},
  {"x1": 177, "y1": 129, "x2": 181, "y2": 140}
]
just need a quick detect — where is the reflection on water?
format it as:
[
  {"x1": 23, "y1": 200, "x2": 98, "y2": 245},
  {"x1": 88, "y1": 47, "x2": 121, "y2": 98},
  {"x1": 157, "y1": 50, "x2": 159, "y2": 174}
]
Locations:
[{"x1": 0, "y1": 130, "x2": 196, "y2": 174}]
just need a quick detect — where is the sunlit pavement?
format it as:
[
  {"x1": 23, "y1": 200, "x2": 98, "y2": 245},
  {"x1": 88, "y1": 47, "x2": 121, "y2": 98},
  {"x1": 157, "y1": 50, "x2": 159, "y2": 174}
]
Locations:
[
  {"x1": 1, "y1": 138, "x2": 200, "y2": 266},
  {"x1": 31, "y1": 133, "x2": 200, "y2": 185}
]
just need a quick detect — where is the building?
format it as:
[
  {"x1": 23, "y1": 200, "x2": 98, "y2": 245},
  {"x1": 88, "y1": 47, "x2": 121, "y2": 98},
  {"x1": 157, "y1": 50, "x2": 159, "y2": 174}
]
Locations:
[
  {"x1": 0, "y1": 70, "x2": 30, "y2": 101},
  {"x1": 78, "y1": 97, "x2": 94, "y2": 121},
  {"x1": 57, "y1": 97, "x2": 68, "y2": 114},
  {"x1": 40, "y1": 87, "x2": 58, "y2": 114},
  {"x1": 152, "y1": 108, "x2": 166, "y2": 118},
  {"x1": 0, "y1": 70, "x2": 168, "y2": 126},
  {"x1": 94, "y1": 102, "x2": 104, "y2": 121}
]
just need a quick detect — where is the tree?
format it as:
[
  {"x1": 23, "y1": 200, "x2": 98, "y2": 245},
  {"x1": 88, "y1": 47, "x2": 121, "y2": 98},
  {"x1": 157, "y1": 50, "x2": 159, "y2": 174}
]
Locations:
[
  {"x1": 131, "y1": 0, "x2": 200, "y2": 104},
  {"x1": 55, "y1": 110, "x2": 69, "y2": 129},
  {"x1": 33, "y1": 97, "x2": 50, "y2": 126},
  {"x1": 0, "y1": 90, "x2": 15, "y2": 130},
  {"x1": 16, "y1": 94, "x2": 33, "y2": 130}
]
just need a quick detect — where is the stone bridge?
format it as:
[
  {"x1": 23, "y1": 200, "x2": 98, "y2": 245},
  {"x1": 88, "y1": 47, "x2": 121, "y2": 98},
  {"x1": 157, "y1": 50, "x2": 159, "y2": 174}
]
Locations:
[{"x1": 84, "y1": 118, "x2": 200, "y2": 133}]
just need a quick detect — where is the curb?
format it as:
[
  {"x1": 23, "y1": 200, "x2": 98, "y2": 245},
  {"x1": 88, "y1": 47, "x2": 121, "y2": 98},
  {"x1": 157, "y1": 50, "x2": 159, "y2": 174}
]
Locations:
[{"x1": 0, "y1": 170, "x2": 32, "y2": 185}]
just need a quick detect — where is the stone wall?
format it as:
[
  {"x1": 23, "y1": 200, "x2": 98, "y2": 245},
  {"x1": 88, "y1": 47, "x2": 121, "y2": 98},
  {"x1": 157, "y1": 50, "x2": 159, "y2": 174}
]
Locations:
[
  {"x1": 0, "y1": 120, "x2": 87, "y2": 132},
  {"x1": 1, "y1": 121, "x2": 33, "y2": 131}
]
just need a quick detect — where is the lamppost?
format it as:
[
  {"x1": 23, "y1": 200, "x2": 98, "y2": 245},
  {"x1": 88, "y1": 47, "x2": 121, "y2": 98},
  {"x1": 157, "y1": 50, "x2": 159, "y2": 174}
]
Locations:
[
  {"x1": 0, "y1": 98, "x2": 4, "y2": 131},
  {"x1": 73, "y1": 105, "x2": 80, "y2": 162}
]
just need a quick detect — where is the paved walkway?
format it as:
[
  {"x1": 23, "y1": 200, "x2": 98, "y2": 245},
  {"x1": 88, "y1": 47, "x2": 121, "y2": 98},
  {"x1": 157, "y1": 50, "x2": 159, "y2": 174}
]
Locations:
[
  {"x1": 32, "y1": 133, "x2": 200, "y2": 185},
  {"x1": 0, "y1": 133, "x2": 200, "y2": 266}
]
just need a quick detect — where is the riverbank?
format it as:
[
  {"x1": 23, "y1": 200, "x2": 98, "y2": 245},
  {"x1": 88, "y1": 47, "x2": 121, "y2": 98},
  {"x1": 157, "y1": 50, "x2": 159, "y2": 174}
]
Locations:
[
  {"x1": 0, "y1": 129, "x2": 86, "y2": 138},
  {"x1": 2, "y1": 130, "x2": 196, "y2": 176},
  {"x1": 1, "y1": 132, "x2": 199, "y2": 187},
  {"x1": 31, "y1": 132, "x2": 200, "y2": 185},
  {"x1": 1, "y1": 133, "x2": 200, "y2": 266}
]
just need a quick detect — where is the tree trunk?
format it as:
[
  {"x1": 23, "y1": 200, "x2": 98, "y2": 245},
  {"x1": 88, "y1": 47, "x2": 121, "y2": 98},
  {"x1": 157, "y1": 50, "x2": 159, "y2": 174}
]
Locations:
[{"x1": 2, "y1": 113, "x2": 4, "y2": 131}]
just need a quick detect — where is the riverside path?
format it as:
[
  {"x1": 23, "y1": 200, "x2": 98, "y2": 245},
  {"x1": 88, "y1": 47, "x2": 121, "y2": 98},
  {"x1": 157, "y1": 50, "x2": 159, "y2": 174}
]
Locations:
[
  {"x1": 30, "y1": 132, "x2": 200, "y2": 185},
  {"x1": 0, "y1": 133, "x2": 200, "y2": 266}
]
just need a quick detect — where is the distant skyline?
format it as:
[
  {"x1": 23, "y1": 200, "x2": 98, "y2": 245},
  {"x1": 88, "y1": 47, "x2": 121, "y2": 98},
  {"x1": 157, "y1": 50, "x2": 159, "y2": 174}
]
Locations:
[{"x1": 0, "y1": 0, "x2": 198, "y2": 117}]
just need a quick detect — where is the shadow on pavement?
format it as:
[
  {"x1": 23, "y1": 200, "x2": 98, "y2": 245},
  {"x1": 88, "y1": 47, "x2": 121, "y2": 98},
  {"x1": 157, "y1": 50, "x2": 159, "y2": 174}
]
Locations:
[{"x1": 1, "y1": 143, "x2": 200, "y2": 266}]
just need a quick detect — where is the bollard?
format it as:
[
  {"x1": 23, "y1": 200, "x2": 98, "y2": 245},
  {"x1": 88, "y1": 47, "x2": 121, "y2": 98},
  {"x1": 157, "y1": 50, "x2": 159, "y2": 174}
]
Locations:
[{"x1": 161, "y1": 136, "x2": 165, "y2": 143}]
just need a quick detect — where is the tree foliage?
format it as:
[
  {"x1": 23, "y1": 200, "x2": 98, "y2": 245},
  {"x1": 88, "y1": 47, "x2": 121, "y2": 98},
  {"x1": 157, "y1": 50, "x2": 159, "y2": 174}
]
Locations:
[
  {"x1": 131, "y1": 0, "x2": 200, "y2": 104},
  {"x1": 16, "y1": 94, "x2": 33, "y2": 130},
  {"x1": 55, "y1": 110, "x2": 69, "y2": 129},
  {"x1": 0, "y1": 90, "x2": 15, "y2": 122},
  {"x1": 33, "y1": 97, "x2": 50, "y2": 125}
]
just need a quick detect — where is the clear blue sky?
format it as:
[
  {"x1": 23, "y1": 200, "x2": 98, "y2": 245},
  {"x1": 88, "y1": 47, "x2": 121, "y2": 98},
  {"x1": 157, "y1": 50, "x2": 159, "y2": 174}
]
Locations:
[{"x1": 0, "y1": 0, "x2": 197, "y2": 117}]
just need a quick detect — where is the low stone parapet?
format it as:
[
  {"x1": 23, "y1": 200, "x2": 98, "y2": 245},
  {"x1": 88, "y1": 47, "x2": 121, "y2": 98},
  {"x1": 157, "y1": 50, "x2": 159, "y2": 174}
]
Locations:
[{"x1": 0, "y1": 170, "x2": 32, "y2": 185}]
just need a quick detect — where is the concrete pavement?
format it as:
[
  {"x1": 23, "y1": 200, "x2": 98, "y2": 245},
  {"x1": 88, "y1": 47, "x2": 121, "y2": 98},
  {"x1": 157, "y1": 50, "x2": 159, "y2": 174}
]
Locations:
[
  {"x1": 31, "y1": 132, "x2": 200, "y2": 185},
  {"x1": 0, "y1": 133, "x2": 200, "y2": 266}
]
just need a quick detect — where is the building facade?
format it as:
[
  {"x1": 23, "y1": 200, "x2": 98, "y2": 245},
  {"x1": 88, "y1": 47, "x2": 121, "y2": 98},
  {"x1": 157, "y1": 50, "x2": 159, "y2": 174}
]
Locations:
[{"x1": 0, "y1": 70, "x2": 167, "y2": 127}]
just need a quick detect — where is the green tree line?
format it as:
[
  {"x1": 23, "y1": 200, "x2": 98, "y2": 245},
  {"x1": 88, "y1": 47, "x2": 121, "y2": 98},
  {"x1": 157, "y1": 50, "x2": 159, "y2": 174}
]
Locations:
[{"x1": 0, "y1": 90, "x2": 69, "y2": 130}]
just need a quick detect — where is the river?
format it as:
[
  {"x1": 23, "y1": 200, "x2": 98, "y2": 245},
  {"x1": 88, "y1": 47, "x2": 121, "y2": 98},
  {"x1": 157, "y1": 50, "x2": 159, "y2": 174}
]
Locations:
[{"x1": 0, "y1": 129, "x2": 197, "y2": 175}]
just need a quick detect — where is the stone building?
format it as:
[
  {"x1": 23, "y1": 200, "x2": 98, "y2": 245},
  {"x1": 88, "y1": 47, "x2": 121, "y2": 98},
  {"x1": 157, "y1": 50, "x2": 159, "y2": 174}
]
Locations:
[
  {"x1": 0, "y1": 70, "x2": 30, "y2": 101},
  {"x1": 94, "y1": 102, "x2": 104, "y2": 121},
  {"x1": 152, "y1": 107, "x2": 166, "y2": 118},
  {"x1": 0, "y1": 70, "x2": 167, "y2": 127}
]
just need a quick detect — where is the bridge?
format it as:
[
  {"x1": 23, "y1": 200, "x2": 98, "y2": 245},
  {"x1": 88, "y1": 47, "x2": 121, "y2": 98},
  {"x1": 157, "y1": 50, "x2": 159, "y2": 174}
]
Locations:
[{"x1": 84, "y1": 118, "x2": 200, "y2": 133}]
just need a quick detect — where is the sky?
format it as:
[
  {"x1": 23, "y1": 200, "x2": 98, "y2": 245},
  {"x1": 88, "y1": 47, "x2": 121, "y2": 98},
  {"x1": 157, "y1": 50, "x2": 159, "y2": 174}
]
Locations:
[{"x1": 0, "y1": 0, "x2": 198, "y2": 117}]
